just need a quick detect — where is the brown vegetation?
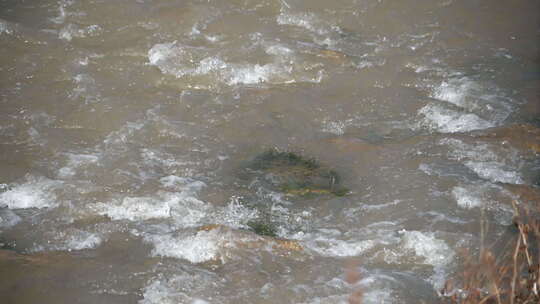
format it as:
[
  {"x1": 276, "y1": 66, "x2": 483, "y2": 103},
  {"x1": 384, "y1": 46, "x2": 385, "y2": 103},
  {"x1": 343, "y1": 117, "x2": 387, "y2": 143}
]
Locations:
[{"x1": 441, "y1": 201, "x2": 540, "y2": 304}]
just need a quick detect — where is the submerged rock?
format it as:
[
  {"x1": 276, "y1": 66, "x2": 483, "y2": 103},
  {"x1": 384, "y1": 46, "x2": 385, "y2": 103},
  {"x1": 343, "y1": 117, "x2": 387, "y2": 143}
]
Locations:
[
  {"x1": 243, "y1": 149, "x2": 349, "y2": 198},
  {"x1": 246, "y1": 220, "x2": 278, "y2": 238},
  {"x1": 317, "y1": 49, "x2": 348, "y2": 61},
  {"x1": 230, "y1": 149, "x2": 351, "y2": 238},
  {"x1": 187, "y1": 224, "x2": 303, "y2": 264}
]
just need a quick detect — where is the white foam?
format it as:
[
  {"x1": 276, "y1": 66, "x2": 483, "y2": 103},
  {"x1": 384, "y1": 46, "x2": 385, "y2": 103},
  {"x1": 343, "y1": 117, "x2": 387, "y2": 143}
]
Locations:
[
  {"x1": 194, "y1": 56, "x2": 227, "y2": 74},
  {"x1": 442, "y1": 138, "x2": 524, "y2": 184},
  {"x1": 265, "y1": 44, "x2": 294, "y2": 57},
  {"x1": 29, "y1": 112, "x2": 55, "y2": 126},
  {"x1": 399, "y1": 230, "x2": 453, "y2": 267},
  {"x1": 419, "y1": 74, "x2": 515, "y2": 133},
  {"x1": 59, "y1": 24, "x2": 103, "y2": 41},
  {"x1": 159, "y1": 175, "x2": 206, "y2": 193},
  {"x1": 362, "y1": 289, "x2": 394, "y2": 304},
  {"x1": 433, "y1": 78, "x2": 476, "y2": 109},
  {"x1": 385, "y1": 230, "x2": 455, "y2": 289},
  {"x1": 224, "y1": 63, "x2": 279, "y2": 85},
  {"x1": 277, "y1": 10, "x2": 338, "y2": 37},
  {"x1": 450, "y1": 182, "x2": 514, "y2": 224},
  {"x1": 69, "y1": 74, "x2": 101, "y2": 104},
  {"x1": 64, "y1": 231, "x2": 103, "y2": 251},
  {"x1": 417, "y1": 103, "x2": 493, "y2": 133},
  {"x1": 33, "y1": 229, "x2": 103, "y2": 252},
  {"x1": 418, "y1": 163, "x2": 436, "y2": 176},
  {"x1": 0, "y1": 208, "x2": 21, "y2": 229},
  {"x1": 294, "y1": 229, "x2": 375, "y2": 257},
  {"x1": 443, "y1": 138, "x2": 498, "y2": 162},
  {"x1": 103, "y1": 121, "x2": 145, "y2": 149},
  {"x1": 147, "y1": 42, "x2": 203, "y2": 77},
  {"x1": 141, "y1": 149, "x2": 192, "y2": 171},
  {"x1": 464, "y1": 161, "x2": 524, "y2": 184},
  {"x1": 139, "y1": 279, "x2": 179, "y2": 304},
  {"x1": 432, "y1": 77, "x2": 513, "y2": 124},
  {"x1": 148, "y1": 42, "x2": 176, "y2": 65},
  {"x1": 139, "y1": 274, "x2": 217, "y2": 304},
  {"x1": 170, "y1": 195, "x2": 210, "y2": 228},
  {"x1": 0, "y1": 19, "x2": 14, "y2": 35},
  {"x1": 451, "y1": 186, "x2": 483, "y2": 209},
  {"x1": 344, "y1": 274, "x2": 398, "y2": 304},
  {"x1": 0, "y1": 176, "x2": 60, "y2": 209},
  {"x1": 321, "y1": 120, "x2": 348, "y2": 135},
  {"x1": 147, "y1": 41, "x2": 325, "y2": 87},
  {"x1": 58, "y1": 152, "x2": 100, "y2": 179},
  {"x1": 27, "y1": 126, "x2": 48, "y2": 146},
  {"x1": 210, "y1": 196, "x2": 259, "y2": 229},
  {"x1": 92, "y1": 191, "x2": 208, "y2": 225},
  {"x1": 92, "y1": 196, "x2": 173, "y2": 221},
  {"x1": 308, "y1": 238, "x2": 375, "y2": 257},
  {"x1": 300, "y1": 295, "x2": 350, "y2": 304},
  {"x1": 145, "y1": 230, "x2": 221, "y2": 263}
]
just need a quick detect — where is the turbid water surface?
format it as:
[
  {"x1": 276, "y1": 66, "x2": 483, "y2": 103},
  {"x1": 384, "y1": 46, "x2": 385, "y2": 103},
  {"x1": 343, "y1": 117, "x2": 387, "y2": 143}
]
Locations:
[{"x1": 0, "y1": 0, "x2": 539, "y2": 303}]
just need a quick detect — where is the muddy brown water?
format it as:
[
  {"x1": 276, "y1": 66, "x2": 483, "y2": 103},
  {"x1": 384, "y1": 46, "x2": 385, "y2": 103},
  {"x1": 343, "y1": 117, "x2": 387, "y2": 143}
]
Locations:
[{"x1": 0, "y1": 0, "x2": 539, "y2": 303}]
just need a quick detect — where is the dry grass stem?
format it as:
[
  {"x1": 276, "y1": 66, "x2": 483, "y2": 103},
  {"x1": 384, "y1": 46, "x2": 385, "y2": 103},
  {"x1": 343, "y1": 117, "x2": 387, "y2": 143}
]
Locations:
[{"x1": 442, "y1": 200, "x2": 540, "y2": 304}]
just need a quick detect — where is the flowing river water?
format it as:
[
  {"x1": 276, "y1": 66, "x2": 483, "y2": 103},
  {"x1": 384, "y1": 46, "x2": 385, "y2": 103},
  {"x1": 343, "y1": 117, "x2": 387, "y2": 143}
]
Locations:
[{"x1": 0, "y1": 0, "x2": 539, "y2": 303}]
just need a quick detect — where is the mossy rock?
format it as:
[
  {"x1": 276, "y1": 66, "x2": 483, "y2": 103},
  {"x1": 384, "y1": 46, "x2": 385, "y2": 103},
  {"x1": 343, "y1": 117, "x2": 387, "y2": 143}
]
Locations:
[
  {"x1": 246, "y1": 220, "x2": 278, "y2": 238},
  {"x1": 245, "y1": 149, "x2": 349, "y2": 198},
  {"x1": 233, "y1": 149, "x2": 350, "y2": 238}
]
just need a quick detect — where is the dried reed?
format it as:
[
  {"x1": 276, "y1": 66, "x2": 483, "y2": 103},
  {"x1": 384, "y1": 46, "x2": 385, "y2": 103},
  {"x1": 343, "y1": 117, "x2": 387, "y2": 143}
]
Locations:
[{"x1": 442, "y1": 200, "x2": 540, "y2": 304}]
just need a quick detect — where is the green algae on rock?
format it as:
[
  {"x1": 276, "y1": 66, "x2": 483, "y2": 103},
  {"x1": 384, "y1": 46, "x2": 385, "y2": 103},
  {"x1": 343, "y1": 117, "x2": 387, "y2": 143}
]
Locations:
[
  {"x1": 244, "y1": 149, "x2": 349, "y2": 198},
  {"x1": 246, "y1": 220, "x2": 278, "y2": 238}
]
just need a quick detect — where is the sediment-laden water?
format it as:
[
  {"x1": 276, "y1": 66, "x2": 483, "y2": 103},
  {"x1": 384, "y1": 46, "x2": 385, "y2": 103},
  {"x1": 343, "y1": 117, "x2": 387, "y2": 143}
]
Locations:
[{"x1": 0, "y1": 0, "x2": 539, "y2": 303}]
